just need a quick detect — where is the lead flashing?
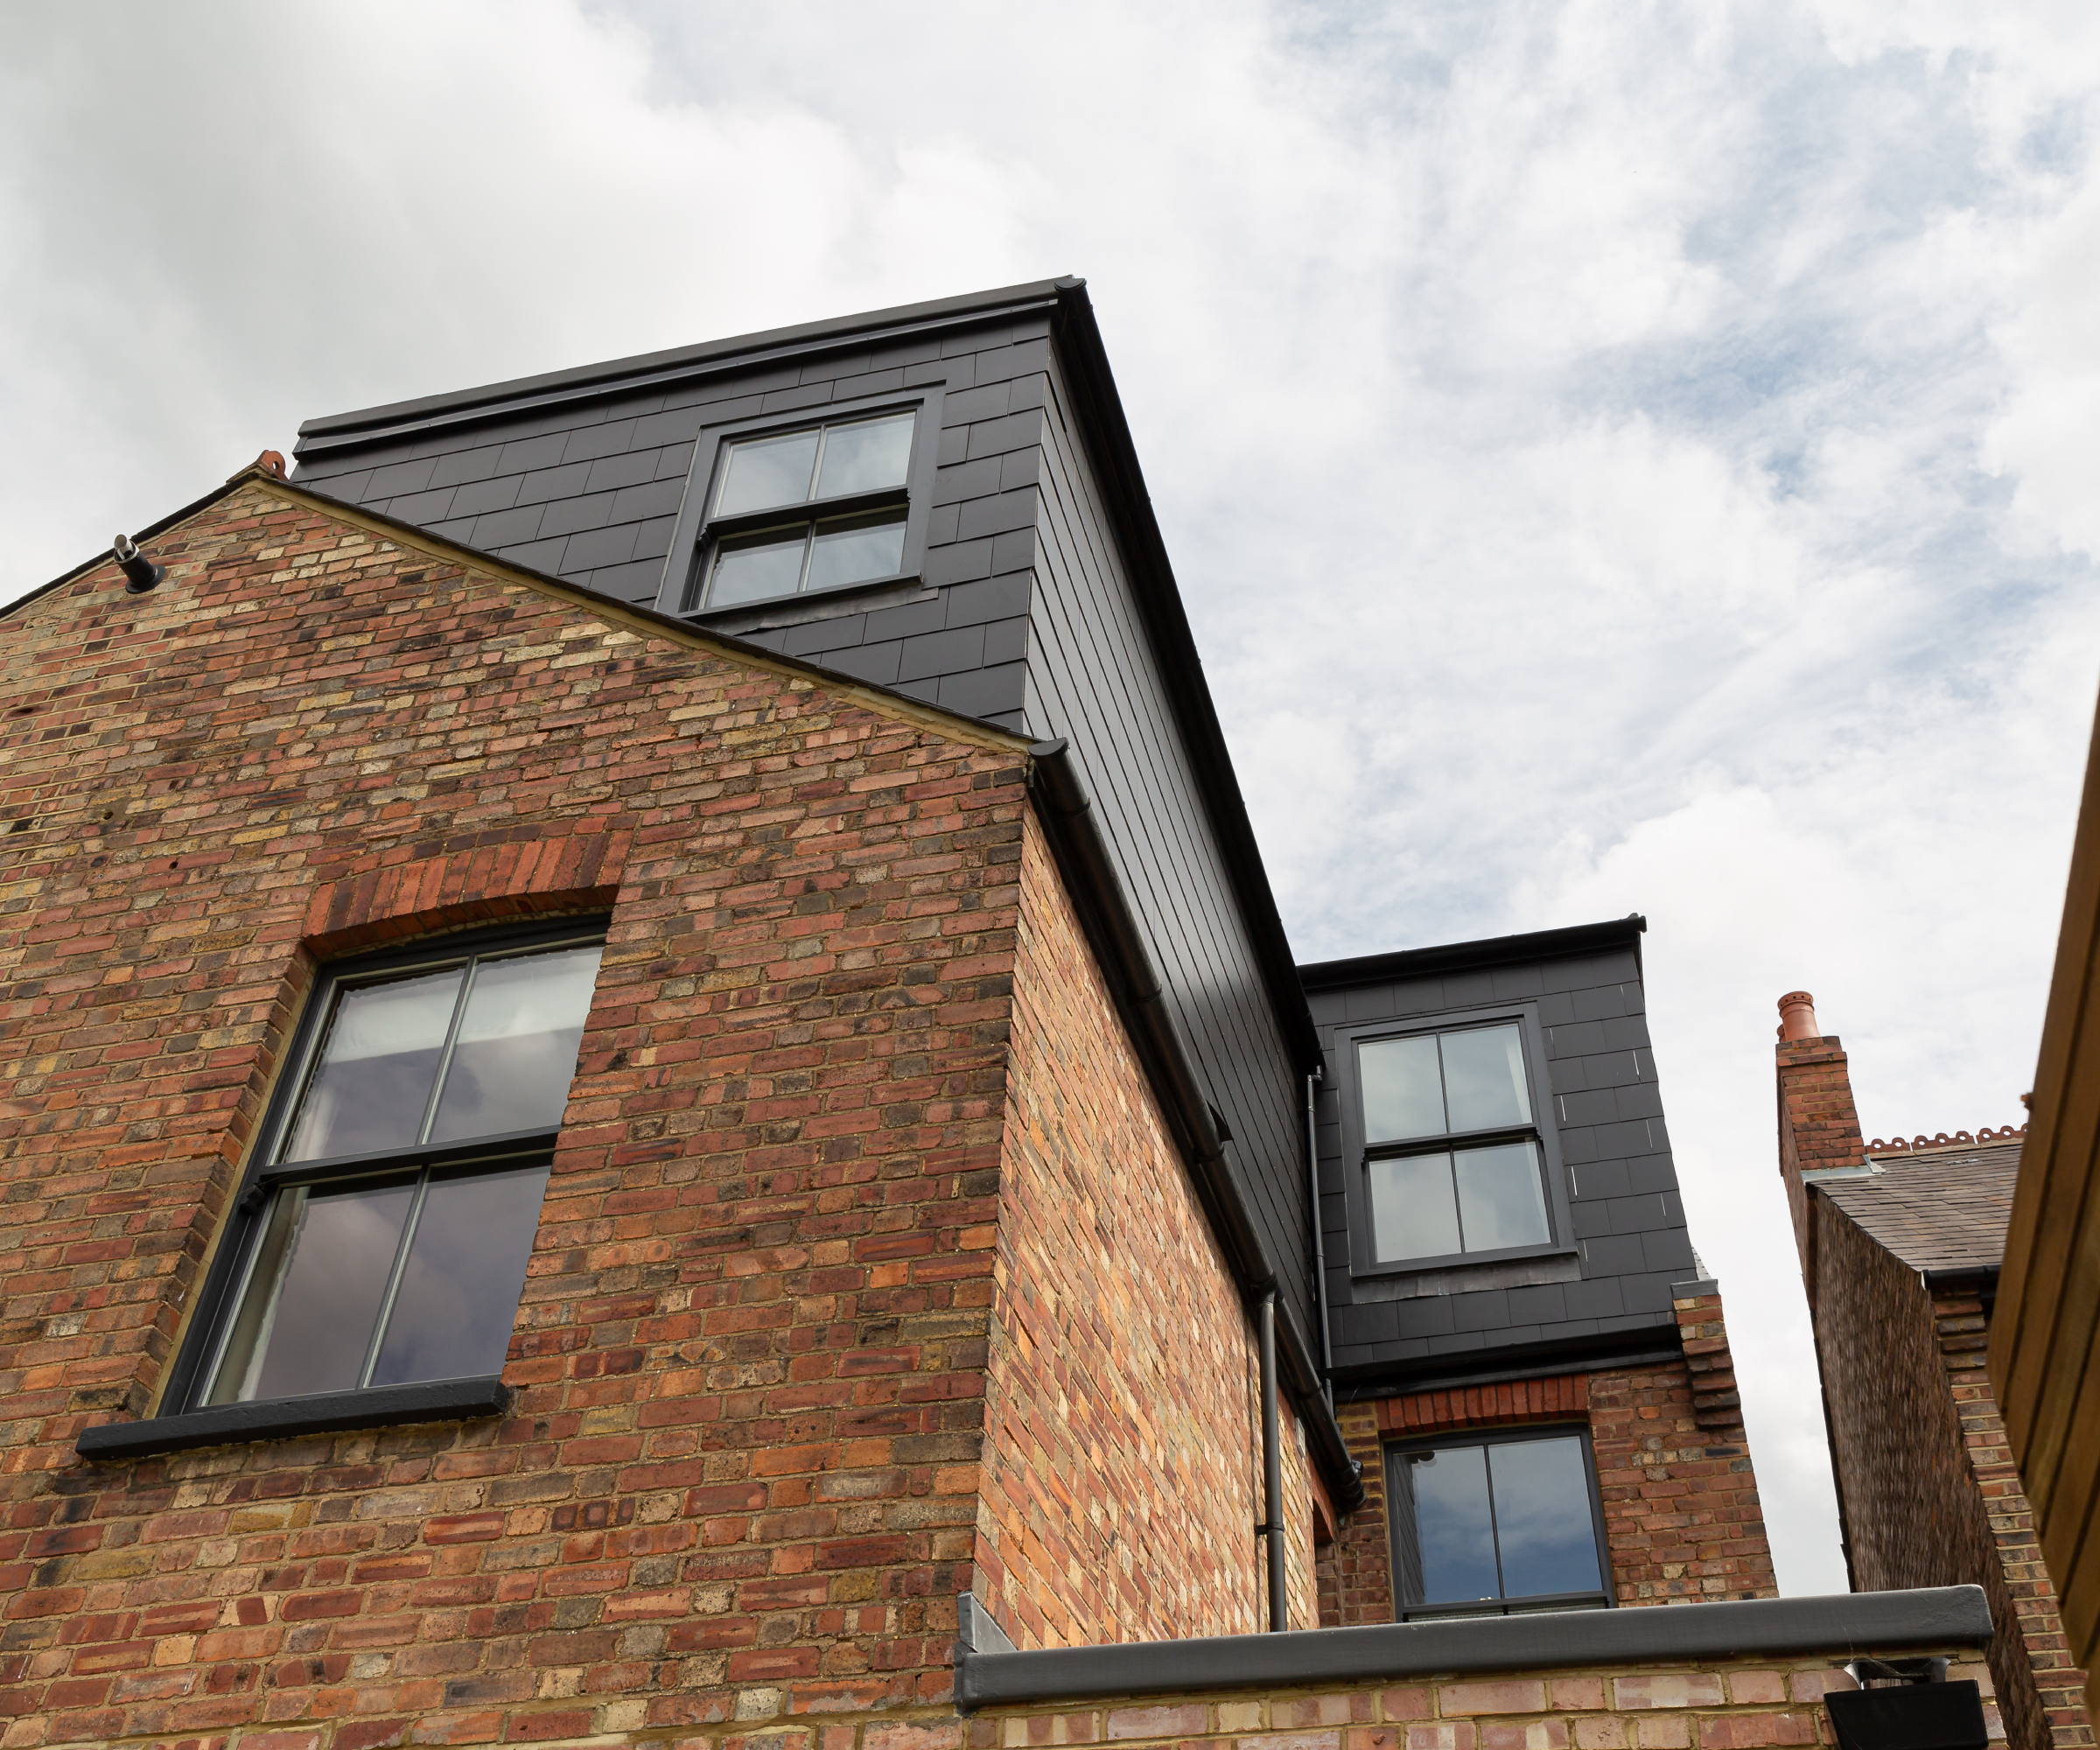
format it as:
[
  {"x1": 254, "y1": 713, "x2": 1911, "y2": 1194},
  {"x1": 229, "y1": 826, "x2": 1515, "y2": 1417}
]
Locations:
[{"x1": 953, "y1": 1586, "x2": 1991, "y2": 1712}]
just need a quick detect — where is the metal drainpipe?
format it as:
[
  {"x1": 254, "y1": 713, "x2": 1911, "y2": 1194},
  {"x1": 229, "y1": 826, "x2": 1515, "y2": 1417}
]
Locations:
[
  {"x1": 1306, "y1": 1069, "x2": 1334, "y2": 1407},
  {"x1": 1258, "y1": 1289, "x2": 1286, "y2": 1631}
]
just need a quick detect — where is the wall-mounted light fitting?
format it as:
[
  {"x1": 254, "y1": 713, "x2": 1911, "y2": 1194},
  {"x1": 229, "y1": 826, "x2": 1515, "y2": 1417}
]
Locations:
[{"x1": 113, "y1": 533, "x2": 165, "y2": 594}]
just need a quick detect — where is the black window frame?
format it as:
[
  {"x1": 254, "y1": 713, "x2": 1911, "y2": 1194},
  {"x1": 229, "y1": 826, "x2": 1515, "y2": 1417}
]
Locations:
[
  {"x1": 105, "y1": 916, "x2": 606, "y2": 1456},
  {"x1": 652, "y1": 386, "x2": 946, "y2": 623},
  {"x1": 1334, "y1": 1003, "x2": 1574, "y2": 1278},
  {"x1": 1384, "y1": 1423, "x2": 1615, "y2": 1620}
]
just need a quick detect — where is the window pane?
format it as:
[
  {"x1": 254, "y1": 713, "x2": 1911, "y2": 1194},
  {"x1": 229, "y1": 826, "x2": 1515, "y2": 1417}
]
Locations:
[
  {"x1": 1488, "y1": 1437, "x2": 1604, "y2": 1599},
  {"x1": 1407, "y1": 1446, "x2": 1502, "y2": 1605},
  {"x1": 281, "y1": 968, "x2": 464, "y2": 1163},
  {"x1": 208, "y1": 1177, "x2": 416, "y2": 1404},
  {"x1": 805, "y1": 514, "x2": 906, "y2": 592},
  {"x1": 1360, "y1": 1035, "x2": 1445, "y2": 1141},
  {"x1": 1441, "y1": 1024, "x2": 1531, "y2": 1132},
  {"x1": 1368, "y1": 1152, "x2": 1460, "y2": 1262},
  {"x1": 1453, "y1": 1142, "x2": 1550, "y2": 1251},
  {"x1": 716, "y1": 429, "x2": 819, "y2": 515},
  {"x1": 708, "y1": 528, "x2": 808, "y2": 606},
  {"x1": 815, "y1": 413, "x2": 914, "y2": 498},
  {"x1": 368, "y1": 1164, "x2": 550, "y2": 1387},
  {"x1": 427, "y1": 946, "x2": 603, "y2": 1144}
]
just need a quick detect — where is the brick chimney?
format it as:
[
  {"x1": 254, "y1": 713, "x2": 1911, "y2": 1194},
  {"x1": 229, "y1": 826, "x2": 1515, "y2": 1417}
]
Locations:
[{"x1": 1774, "y1": 990, "x2": 1866, "y2": 1291}]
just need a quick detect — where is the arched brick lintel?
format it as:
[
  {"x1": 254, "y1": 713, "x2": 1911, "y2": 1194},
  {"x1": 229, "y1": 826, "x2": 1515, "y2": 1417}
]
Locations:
[
  {"x1": 1375, "y1": 1374, "x2": 1591, "y2": 1438},
  {"x1": 301, "y1": 830, "x2": 632, "y2": 959}
]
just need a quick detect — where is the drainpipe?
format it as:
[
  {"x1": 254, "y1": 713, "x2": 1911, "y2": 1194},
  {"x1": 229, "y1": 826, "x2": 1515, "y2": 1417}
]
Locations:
[
  {"x1": 1258, "y1": 1289, "x2": 1285, "y2": 1631},
  {"x1": 1306, "y1": 1069, "x2": 1334, "y2": 1408}
]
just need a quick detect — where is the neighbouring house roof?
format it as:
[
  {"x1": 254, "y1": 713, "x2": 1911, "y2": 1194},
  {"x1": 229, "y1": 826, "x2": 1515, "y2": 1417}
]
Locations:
[{"x1": 1816, "y1": 1137, "x2": 2022, "y2": 1274}]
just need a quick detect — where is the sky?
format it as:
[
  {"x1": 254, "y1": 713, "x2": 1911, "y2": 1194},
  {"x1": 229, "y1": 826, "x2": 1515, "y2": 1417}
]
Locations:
[{"x1": 5, "y1": 0, "x2": 2099, "y2": 1597}]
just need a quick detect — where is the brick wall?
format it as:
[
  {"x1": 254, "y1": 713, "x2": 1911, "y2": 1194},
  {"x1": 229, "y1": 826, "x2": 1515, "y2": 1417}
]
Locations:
[
  {"x1": 0, "y1": 483, "x2": 1040, "y2": 1741},
  {"x1": 1774, "y1": 1039, "x2": 1866, "y2": 1274},
  {"x1": 1323, "y1": 1333, "x2": 1775, "y2": 1628},
  {"x1": 1810, "y1": 1200, "x2": 2091, "y2": 1750},
  {"x1": 975, "y1": 809, "x2": 1315, "y2": 1648}
]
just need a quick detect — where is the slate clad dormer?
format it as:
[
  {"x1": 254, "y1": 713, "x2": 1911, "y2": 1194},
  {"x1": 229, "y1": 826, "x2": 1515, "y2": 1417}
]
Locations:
[{"x1": 1301, "y1": 916, "x2": 1694, "y2": 1388}]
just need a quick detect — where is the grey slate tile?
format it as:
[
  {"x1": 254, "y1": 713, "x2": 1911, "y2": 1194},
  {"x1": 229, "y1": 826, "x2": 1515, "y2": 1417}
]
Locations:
[
  {"x1": 611, "y1": 478, "x2": 686, "y2": 523},
  {"x1": 894, "y1": 676, "x2": 942, "y2": 705},
  {"x1": 959, "y1": 487, "x2": 1039, "y2": 541},
  {"x1": 1602, "y1": 1014, "x2": 1653, "y2": 1051},
  {"x1": 298, "y1": 469, "x2": 371, "y2": 503},
  {"x1": 761, "y1": 382, "x2": 832, "y2": 415},
  {"x1": 864, "y1": 597, "x2": 948, "y2": 640},
  {"x1": 497, "y1": 433, "x2": 570, "y2": 474},
  {"x1": 517, "y1": 462, "x2": 593, "y2": 505},
  {"x1": 494, "y1": 536, "x2": 569, "y2": 572},
  {"x1": 1641, "y1": 1230, "x2": 1696, "y2": 1274},
  {"x1": 1557, "y1": 1126, "x2": 1599, "y2": 1165},
  {"x1": 944, "y1": 571, "x2": 1031, "y2": 626},
  {"x1": 472, "y1": 505, "x2": 547, "y2": 548},
  {"x1": 830, "y1": 367, "x2": 906, "y2": 400},
  {"x1": 907, "y1": 357, "x2": 956, "y2": 389},
  {"x1": 999, "y1": 448, "x2": 1042, "y2": 492},
  {"x1": 1581, "y1": 1234, "x2": 1646, "y2": 1274},
  {"x1": 1627, "y1": 1155, "x2": 1681, "y2": 1195},
  {"x1": 898, "y1": 626, "x2": 986, "y2": 682},
  {"x1": 1549, "y1": 1019, "x2": 1607, "y2": 1058},
  {"x1": 945, "y1": 382, "x2": 1013, "y2": 424},
  {"x1": 983, "y1": 616, "x2": 1028, "y2": 665},
  {"x1": 539, "y1": 494, "x2": 614, "y2": 539},
  {"x1": 820, "y1": 641, "x2": 903, "y2": 687},
  {"x1": 1563, "y1": 1278, "x2": 1626, "y2": 1320},
  {"x1": 368, "y1": 458, "x2": 439, "y2": 496},
  {"x1": 589, "y1": 558, "x2": 668, "y2": 602},
  {"x1": 936, "y1": 662, "x2": 1027, "y2": 721},
  {"x1": 933, "y1": 458, "x2": 1004, "y2": 506},
  {"x1": 1558, "y1": 1089, "x2": 1618, "y2": 1128},
  {"x1": 562, "y1": 524, "x2": 640, "y2": 570},
  {"x1": 923, "y1": 539, "x2": 993, "y2": 587},
  {"x1": 448, "y1": 476, "x2": 524, "y2": 519},
  {"x1": 654, "y1": 442, "x2": 696, "y2": 480},
  {"x1": 937, "y1": 424, "x2": 970, "y2": 466},
  {"x1": 633, "y1": 407, "x2": 708, "y2": 448},
  {"x1": 1572, "y1": 1203, "x2": 1613, "y2": 1240},
  {"x1": 584, "y1": 450, "x2": 658, "y2": 494},
  {"x1": 1614, "y1": 1082, "x2": 1664, "y2": 1121},
  {"x1": 429, "y1": 446, "x2": 504, "y2": 490},
  {"x1": 1490, "y1": 962, "x2": 1545, "y2": 999},
  {"x1": 1572, "y1": 1158, "x2": 1630, "y2": 1200},
  {"x1": 990, "y1": 528, "x2": 1036, "y2": 572},
  {"x1": 1536, "y1": 991, "x2": 1577, "y2": 1027},
  {"x1": 963, "y1": 409, "x2": 1044, "y2": 461},
  {"x1": 926, "y1": 503, "x2": 961, "y2": 546},
  {"x1": 782, "y1": 613, "x2": 868, "y2": 655},
  {"x1": 562, "y1": 419, "x2": 639, "y2": 465},
  {"x1": 630, "y1": 517, "x2": 677, "y2": 562},
  {"x1": 1507, "y1": 1284, "x2": 1568, "y2": 1324},
  {"x1": 389, "y1": 486, "x2": 457, "y2": 522}
]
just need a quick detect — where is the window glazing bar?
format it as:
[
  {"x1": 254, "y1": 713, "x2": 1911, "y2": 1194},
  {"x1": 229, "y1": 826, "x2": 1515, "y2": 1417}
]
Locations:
[
  {"x1": 358, "y1": 1170, "x2": 432, "y2": 1389},
  {"x1": 416, "y1": 955, "x2": 480, "y2": 1146}
]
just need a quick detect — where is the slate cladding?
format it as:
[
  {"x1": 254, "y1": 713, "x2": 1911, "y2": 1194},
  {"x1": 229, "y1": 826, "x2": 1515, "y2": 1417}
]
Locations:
[
  {"x1": 288, "y1": 276, "x2": 1326, "y2": 1383},
  {"x1": 1302, "y1": 920, "x2": 1698, "y2": 1384},
  {"x1": 1817, "y1": 1140, "x2": 2020, "y2": 1274}
]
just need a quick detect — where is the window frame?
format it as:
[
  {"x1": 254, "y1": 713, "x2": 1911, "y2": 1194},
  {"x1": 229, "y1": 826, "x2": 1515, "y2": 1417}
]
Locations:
[
  {"x1": 652, "y1": 386, "x2": 946, "y2": 622},
  {"x1": 153, "y1": 916, "x2": 607, "y2": 1425},
  {"x1": 1334, "y1": 1003, "x2": 1574, "y2": 1279},
  {"x1": 1383, "y1": 1423, "x2": 1616, "y2": 1620}
]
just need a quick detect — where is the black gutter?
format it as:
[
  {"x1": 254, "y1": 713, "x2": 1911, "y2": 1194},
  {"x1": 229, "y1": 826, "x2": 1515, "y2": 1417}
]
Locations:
[
  {"x1": 953, "y1": 1585, "x2": 1992, "y2": 1712},
  {"x1": 1922, "y1": 1265, "x2": 2001, "y2": 1291},
  {"x1": 1306, "y1": 1070, "x2": 1334, "y2": 1404},
  {"x1": 1046, "y1": 283, "x2": 1323, "y2": 1077},
  {"x1": 1028, "y1": 738, "x2": 1364, "y2": 1514},
  {"x1": 1333, "y1": 1328, "x2": 1685, "y2": 1399},
  {"x1": 1300, "y1": 915, "x2": 1648, "y2": 991},
  {"x1": 295, "y1": 278, "x2": 1073, "y2": 452}
]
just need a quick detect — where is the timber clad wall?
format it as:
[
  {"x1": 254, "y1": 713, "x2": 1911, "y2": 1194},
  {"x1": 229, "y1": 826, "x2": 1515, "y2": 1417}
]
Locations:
[
  {"x1": 1808, "y1": 1202, "x2": 2089, "y2": 1750},
  {"x1": 978, "y1": 812, "x2": 1315, "y2": 1648}
]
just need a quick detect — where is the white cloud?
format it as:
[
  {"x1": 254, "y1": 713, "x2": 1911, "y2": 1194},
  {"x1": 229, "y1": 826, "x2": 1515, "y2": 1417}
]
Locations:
[{"x1": 5, "y1": 0, "x2": 2100, "y2": 1596}]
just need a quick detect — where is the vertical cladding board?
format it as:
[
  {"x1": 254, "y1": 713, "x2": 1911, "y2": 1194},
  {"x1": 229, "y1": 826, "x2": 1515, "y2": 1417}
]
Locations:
[{"x1": 1024, "y1": 346, "x2": 1314, "y2": 1352}]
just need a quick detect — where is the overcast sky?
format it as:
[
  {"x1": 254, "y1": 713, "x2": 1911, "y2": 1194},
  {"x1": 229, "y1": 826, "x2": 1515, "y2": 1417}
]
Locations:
[{"x1": 7, "y1": 1, "x2": 2100, "y2": 1597}]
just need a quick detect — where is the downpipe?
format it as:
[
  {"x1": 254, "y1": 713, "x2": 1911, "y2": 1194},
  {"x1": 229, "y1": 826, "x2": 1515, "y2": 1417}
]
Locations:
[{"x1": 1257, "y1": 1289, "x2": 1286, "y2": 1631}]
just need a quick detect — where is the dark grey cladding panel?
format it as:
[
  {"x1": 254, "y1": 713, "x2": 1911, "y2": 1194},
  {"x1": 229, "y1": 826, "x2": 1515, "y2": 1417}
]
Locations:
[
  {"x1": 1306, "y1": 943, "x2": 1695, "y2": 1382},
  {"x1": 291, "y1": 319, "x2": 1053, "y2": 715},
  {"x1": 1024, "y1": 347, "x2": 1315, "y2": 1355}
]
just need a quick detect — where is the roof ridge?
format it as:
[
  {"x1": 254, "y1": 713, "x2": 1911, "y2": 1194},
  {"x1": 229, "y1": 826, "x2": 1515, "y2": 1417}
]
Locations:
[{"x1": 1864, "y1": 1124, "x2": 2027, "y2": 1157}]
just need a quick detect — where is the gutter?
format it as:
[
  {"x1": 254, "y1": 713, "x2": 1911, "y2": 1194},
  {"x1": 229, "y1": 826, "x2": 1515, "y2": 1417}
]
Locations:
[
  {"x1": 954, "y1": 1585, "x2": 1992, "y2": 1712},
  {"x1": 1300, "y1": 914, "x2": 1648, "y2": 991},
  {"x1": 1028, "y1": 738, "x2": 1364, "y2": 1514}
]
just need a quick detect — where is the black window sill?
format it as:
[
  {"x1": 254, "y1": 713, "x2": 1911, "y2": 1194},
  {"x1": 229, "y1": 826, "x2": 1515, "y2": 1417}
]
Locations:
[
  {"x1": 1356, "y1": 1242, "x2": 1579, "y2": 1282},
  {"x1": 74, "y1": 1376, "x2": 509, "y2": 1461}
]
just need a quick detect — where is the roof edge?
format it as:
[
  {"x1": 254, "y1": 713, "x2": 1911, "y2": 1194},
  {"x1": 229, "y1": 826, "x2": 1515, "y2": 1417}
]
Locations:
[
  {"x1": 12, "y1": 465, "x2": 1033, "y2": 761},
  {"x1": 296, "y1": 277, "x2": 1078, "y2": 448},
  {"x1": 1299, "y1": 915, "x2": 1649, "y2": 991},
  {"x1": 955, "y1": 1585, "x2": 1992, "y2": 1711}
]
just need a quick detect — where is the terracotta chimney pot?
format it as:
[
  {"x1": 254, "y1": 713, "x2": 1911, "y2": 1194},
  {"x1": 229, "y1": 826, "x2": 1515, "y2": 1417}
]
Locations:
[{"x1": 1777, "y1": 990, "x2": 1821, "y2": 1042}]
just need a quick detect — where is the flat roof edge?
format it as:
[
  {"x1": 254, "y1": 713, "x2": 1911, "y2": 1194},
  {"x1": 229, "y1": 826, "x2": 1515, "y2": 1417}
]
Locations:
[
  {"x1": 1298, "y1": 915, "x2": 1648, "y2": 991},
  {"x1": 296, "y1": 277, "x2": 1079, "y2": 445},
  {"x1": 954, "y1": 1586, "x2": 1991, "y2": 1712}
]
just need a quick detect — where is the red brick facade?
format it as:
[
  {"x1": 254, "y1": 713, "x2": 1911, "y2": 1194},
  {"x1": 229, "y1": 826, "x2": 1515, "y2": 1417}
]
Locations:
[
  {"x1": 1321, "y1": 1293, "x2": 1776, "y2": 1629},
  {"x1": 1776, "y1": 1028, "x2": 2090, "y2": 1750},
  {"x1": 0, "y1": 480, "x2": 1317, "y2": 1746},
  {"x1": 977, "y1": 813, "x2": 1315, "y2": 1647}
]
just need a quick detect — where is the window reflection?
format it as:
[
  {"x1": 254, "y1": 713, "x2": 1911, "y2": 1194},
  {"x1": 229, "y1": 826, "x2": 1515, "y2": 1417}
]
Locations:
[{"x1": 1390, "y1": 1433, "x2": 1606, "y2": 1615}]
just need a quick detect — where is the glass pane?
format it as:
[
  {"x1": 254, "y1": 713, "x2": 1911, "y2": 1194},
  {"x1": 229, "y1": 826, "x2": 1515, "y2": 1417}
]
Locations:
[
  {"x1": 1359, "y1": 1035, "x2": 1445, "y2": 1141},
  {"x1": 1408, "y1": 1446, "x2": 1502, "y2": 1605},
  {"x1": 368, "y1": 1164, "x2": 551, "y2": 1387},
  {"x1": 805, "y1": 514, "x2": 906, "y2": 592},
  {"x1": 815, "y1": 413, "x2": 914, "y2": 498},
  {"x1": 208, "y1": 1177, "x2": 416, "y2": 1404},
  {"x1": 1368, "y1": 1152, "x2": 1460, "y2": 1262},
  {"x1": 427, "y1": 946, "x2": 603, "y2": 1145},
  {"x1": 1441, "y1": 1024, "x2": 1531, "y2": 1132},
  {"x1": 1488, "y1": 1437, "x2": 1604, "y2": 1599},
  {"x1": 1454, "y1": 1142, "x2": 1551, "y2": 1251},
  {"x1": 281, "y1": 968, "x2": 464, "y2": 1162},
  {"x1": 707, "y1": 528, "x2": 808, "y2": 607},
  {"x1": 716, "y1": 429, "x2": 819, "y2": 515}
]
